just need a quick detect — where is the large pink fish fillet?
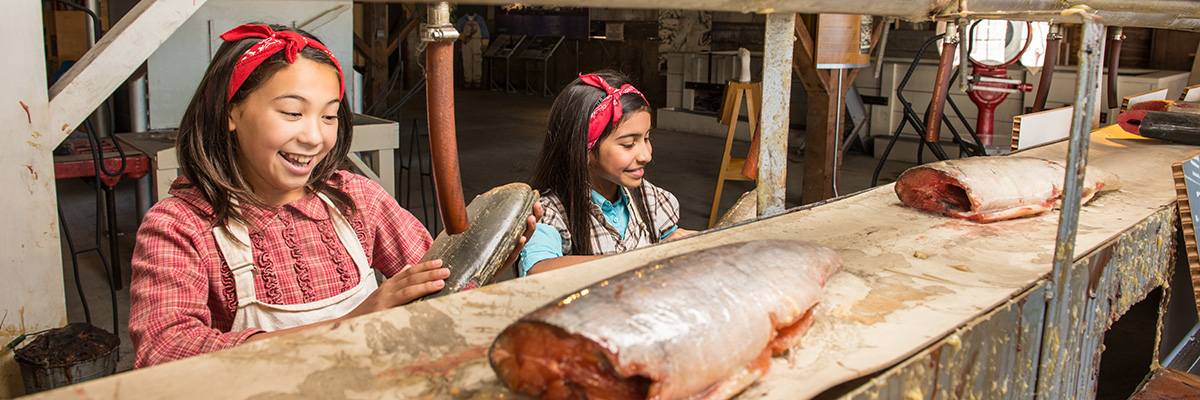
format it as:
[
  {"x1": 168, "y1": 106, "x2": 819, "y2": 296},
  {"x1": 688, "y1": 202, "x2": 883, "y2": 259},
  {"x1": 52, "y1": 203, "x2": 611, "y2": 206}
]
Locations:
[
  {"x1": 894, "y1": 157, "x2": 1122, "y2": 223},
  {"x1": 489, "y1": 240, "x2": 843, "y2": 400}
]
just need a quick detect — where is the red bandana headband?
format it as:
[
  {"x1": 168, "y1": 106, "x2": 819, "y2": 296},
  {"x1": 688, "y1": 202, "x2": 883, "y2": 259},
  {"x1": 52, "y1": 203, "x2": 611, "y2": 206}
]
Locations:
[
  {"x1": 220, "y1": 24, "x2": 345, "y2": 102},
  {"x1": 579, "y1": 74, "x2": 647, "y2": 151}
]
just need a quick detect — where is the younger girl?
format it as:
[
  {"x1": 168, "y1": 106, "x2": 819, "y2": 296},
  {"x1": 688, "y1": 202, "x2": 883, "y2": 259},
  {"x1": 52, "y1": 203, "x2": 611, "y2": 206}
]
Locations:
[
  {"x1": 129, "y1": 24, "x2": 532, "y2": 368},
  {"x1": 520, "y1": 71, "x2": 695, "y2": 275}
]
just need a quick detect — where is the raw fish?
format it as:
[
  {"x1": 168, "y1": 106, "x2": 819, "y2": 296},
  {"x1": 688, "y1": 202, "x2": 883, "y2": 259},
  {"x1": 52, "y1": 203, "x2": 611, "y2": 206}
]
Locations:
[
  {"x1": 489, "y1": 240, "x2": 842, "y2": 400},
  {"x1": 894, "y1": 157, "x2": 1121, "y2": 223}
]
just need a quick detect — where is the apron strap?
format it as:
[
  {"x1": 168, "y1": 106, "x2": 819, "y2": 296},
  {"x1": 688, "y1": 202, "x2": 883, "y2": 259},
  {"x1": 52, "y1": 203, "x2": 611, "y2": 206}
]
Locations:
[{"x1": 213, "y1": 219, "x2": 259, "y2": 305}]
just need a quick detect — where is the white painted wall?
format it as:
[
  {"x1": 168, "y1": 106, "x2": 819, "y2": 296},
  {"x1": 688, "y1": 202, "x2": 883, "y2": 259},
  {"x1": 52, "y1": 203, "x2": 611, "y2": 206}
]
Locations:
[{"x1": 147, "y1": 0, "x2": 355, "y2": 130}]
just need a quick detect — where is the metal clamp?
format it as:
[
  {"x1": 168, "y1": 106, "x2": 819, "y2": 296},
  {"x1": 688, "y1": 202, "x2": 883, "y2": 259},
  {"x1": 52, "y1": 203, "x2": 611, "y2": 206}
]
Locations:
[{"x1": 421, "y1": 2, "x2": 459, "y2": 43}]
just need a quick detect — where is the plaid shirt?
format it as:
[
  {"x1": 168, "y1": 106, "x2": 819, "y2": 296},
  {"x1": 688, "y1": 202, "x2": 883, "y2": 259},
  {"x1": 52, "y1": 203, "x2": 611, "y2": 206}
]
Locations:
[
  {"x1": 129, "y1": 171, "x2": 432, "y2": 368},
  {"x1": 537, "y1": 180, "x2": 680, "y2": 256}
]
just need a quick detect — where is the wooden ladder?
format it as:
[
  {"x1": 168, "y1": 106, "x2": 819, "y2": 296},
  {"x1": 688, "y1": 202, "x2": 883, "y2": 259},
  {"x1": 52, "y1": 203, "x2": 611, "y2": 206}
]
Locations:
[{"x1": 708, "y1": 80, "x2": 762, "y2": 228}]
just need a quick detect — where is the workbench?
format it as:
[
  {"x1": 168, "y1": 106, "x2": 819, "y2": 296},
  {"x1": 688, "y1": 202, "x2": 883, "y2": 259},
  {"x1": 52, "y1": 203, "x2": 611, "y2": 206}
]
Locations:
[{"x1": 28, "y1": 124, "x2": 1192, "y2": 399}]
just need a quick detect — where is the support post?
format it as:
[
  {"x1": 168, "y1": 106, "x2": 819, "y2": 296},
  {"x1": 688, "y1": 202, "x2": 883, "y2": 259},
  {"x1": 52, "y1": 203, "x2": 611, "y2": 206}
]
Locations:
[
  {"x1": 758, "y1": 13, "x2": 795, "y2": 217},
  {"x1": 1037, "y1": 12, "x2": 1106, "y2": 399}
]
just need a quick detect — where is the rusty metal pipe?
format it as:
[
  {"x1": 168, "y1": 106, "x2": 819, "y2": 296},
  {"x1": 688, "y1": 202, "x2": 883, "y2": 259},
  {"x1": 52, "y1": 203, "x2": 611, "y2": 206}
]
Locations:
[
  {"x1": 1105, "y1": 27, "x2": 1124, "y2": 110},
  {"x1": 1032, "y1": 24, "x2": 1061, "y2": 112},
  {"x1": 425, "y1": 3, "x2": 469, "y2": 234},
  {"x1": 925, "y1": 36, "x2": 959, "y2": 143}
]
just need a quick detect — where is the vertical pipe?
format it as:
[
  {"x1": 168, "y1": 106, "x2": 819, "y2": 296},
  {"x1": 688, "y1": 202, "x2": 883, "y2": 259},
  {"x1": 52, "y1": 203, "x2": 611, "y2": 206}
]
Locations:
[
  {"x1": 129, "y1": 75, "x2": 148, "y2": 132},
  {"x1": 1105, "y1": 26, "x2": 1124, "y2": 110},
  {"x1": 84, "y1": 0, "x2": 110, "y2": 139},
  {"x1": 757, "y1": 13, "x2": 794, "y2": 217},
  {"x1": 1032, "y1": 23, "x2": 1061, "y2": 112},
  {"x1": 926, "y1": 22, "x2": 958, "y2": 144},
  {"x1": 425, "y1": 3, "x2": 469, "y2": 234},
  {"x1": 1037, "y1": 13, "x2": 1104, "y2": 399}
]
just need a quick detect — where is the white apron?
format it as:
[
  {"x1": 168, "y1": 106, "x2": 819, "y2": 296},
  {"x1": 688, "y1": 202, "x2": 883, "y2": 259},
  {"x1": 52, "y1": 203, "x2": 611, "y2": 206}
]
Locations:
[{"x1": 214, "y1": 193, "x2": 378, "y2": 332}]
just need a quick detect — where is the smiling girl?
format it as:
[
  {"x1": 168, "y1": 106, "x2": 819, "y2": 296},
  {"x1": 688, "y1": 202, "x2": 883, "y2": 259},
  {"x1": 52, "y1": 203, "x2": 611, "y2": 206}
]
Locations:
[
  {"x1": 128, "y1": 24, "x2": 532, "y2": 368},
  {"x1": 520, "y1": 71, "x2": 696, "y2": 275}
]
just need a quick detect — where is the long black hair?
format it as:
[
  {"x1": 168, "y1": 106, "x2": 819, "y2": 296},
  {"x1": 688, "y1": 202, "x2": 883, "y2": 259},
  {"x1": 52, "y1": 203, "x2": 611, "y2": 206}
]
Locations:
[
  {"x1": 175, "y1": 23, "x2": 355, "y2": 229},
  {"x1": 528, "y1": 70, "x2": 657, "y2": 255}
]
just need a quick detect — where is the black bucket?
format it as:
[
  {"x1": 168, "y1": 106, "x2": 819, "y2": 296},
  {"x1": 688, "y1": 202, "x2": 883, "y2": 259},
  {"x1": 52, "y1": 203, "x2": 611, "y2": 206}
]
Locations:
[{"x1": 13, "y1": 323, "x2": 119, "y2": 395}]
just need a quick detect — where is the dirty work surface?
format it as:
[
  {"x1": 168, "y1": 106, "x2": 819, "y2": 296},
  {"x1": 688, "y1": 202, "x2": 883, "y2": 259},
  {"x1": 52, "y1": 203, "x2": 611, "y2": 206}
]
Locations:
[{"x1": 26, "y1": 125, "x2": 1195, "y2": 399}]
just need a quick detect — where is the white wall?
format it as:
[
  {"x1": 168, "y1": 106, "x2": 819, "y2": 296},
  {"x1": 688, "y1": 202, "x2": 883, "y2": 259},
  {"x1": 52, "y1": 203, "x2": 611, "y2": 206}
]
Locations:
[
  {"x1": 0, "y1": 3, "x2": 65, "y2": 397},
  {"x1": 147, "y1": 0, "x2": 355, "y2": 130}
]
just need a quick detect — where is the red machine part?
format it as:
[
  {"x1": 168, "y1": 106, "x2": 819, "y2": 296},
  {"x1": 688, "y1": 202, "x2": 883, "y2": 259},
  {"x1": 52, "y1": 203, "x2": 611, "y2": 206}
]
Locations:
[{"x1": 967, "y1": 63, "x2": 1033, "y2": 145}]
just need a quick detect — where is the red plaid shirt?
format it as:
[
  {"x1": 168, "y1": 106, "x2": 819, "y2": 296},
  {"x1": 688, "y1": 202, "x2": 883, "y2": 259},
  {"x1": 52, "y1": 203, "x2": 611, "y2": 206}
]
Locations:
[{"x1": 129, "y1": 171, "x2": 432, "y2": 368}]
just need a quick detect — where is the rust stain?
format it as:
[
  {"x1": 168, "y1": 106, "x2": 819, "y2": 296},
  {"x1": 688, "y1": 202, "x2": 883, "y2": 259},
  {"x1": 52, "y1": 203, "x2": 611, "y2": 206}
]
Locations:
[
  {"x1": 27, "y1": 141, "x2": 37, "y2": 147},
  {"x1": 23, "y1": 165, "x2": 37, "y2": 180},
  {"x1": 19, "y1": 101, "x2": 30, "y2": 123},
  {"x1": 62, "y1": 123, "x2": 70, "y2": 131},
  {"x1": 32, "y1": 131, "x2": 41, "y2": 139},
  {"x1": 396, "y1": 345, "x2": 487, "y2": 378}
]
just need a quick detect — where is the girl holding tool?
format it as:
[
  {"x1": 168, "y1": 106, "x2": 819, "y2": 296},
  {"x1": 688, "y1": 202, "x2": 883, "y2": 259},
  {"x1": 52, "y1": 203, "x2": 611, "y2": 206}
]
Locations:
[
  {"x1": 129, "y1": 24, "x2": 534, "y2": 368},
  {"x1": 520, "y1": 71, "x2": 695, "y2": 276}
]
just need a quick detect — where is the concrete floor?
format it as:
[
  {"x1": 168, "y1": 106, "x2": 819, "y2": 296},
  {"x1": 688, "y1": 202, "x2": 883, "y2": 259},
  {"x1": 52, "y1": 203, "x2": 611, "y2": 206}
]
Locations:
[{"x1": 54, "y1": 86, "x2": 914, "y2": 377}]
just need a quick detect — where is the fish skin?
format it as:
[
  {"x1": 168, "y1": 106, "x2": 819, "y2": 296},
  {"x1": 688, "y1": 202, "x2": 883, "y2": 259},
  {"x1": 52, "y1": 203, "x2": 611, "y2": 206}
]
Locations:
[
  {"x1": 894, "y1": 157, "x2": 1121, "y2": 223},
  {"x1": 489, "y1": 240, "x2": 842, "y2": 400},
  {"x1": 1117, "y1": 110, "x2": 1200, "y2": 146},
  {"x1": 418, "y1": 183, "x2": 538, "y2": 300}
]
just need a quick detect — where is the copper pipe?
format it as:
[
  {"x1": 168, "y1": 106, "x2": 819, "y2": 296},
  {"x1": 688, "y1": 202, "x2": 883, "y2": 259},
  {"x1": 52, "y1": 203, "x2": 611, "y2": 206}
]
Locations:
[
  {"x1": 1105, "y1": 27, "x2": 1124, "y2": 110},
  {"x1": 925, "y1": 38, "x2": 958, "y2": 143},
  {"x1": 426, "y1": 39, "x2": 469, "y2": 234},
  {"x1": 1032, "y1": 25, "x2": 1061, "y2": 112}
]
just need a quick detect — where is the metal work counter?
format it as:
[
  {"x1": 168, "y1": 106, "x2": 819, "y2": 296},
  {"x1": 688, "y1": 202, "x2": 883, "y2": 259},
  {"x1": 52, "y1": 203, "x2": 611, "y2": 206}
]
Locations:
[{"x1": 28, "y1": 125, "x2": 1192, "y2": 399}]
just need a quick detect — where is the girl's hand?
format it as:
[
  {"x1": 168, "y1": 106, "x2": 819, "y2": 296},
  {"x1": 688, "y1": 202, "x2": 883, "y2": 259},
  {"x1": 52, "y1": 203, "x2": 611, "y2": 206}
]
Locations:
[
  {"x1": 664, "y1": 228, "x2": 697, "y2": 242},
  {"x1": 497, "y1": 202, "x2": 543, "y2": 282},
  {"x1": 345, "y1": 260, "x2": 449, "y2": 318}
]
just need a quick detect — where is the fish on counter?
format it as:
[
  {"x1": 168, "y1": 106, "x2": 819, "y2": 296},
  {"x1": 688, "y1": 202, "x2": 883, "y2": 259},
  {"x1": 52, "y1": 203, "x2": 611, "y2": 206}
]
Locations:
[
  {"x1": 712, "y1": 189, "x2": 757, "y2": 229},
  {"x1": 894, "y1": 157, "x2": 1122, "y2": 223},
  {"x1": 489, "y1": 240, "x2": 843, "y2": 400},
  {"x1": 1116, "y1": 109, "x2": 1200, "y2": 146}
]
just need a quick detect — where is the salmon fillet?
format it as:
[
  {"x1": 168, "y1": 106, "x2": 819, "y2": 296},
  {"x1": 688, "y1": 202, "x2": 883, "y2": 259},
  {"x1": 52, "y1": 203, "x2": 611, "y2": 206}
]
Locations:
[
  {"x1": 893, "y1": 156, "x2": 1122, "y2": 223},
  {"x1": 489, "y1": 240, "x2": 843, "y2": 400}
]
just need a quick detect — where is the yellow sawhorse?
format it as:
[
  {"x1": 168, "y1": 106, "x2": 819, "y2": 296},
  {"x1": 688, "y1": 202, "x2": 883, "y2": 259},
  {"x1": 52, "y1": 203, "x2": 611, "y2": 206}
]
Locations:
[{"x1": 708, "y1": 81, "x2": 762, "y2": 228}]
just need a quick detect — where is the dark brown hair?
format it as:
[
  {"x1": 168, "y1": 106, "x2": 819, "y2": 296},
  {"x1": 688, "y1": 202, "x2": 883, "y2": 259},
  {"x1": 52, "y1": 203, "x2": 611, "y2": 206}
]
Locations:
[
  {"x1": 175, "y1": 24, "x2": 354, "y2": 229},
  {"x1": 528, "y1": 70, "x2": 656, "y2": 255}
]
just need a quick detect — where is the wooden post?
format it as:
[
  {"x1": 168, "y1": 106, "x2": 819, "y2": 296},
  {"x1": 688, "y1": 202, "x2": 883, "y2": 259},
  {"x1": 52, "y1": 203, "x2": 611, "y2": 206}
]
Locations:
[
  {"x1": 360, "y1": 4, "x2": 389, "y2": 108},
  {"x1": 794, "y1": 15, "x2": 881, "y2": 204},
  {"x1": 1190, "y1": 40, "x2": 1200, "y2": 86}
]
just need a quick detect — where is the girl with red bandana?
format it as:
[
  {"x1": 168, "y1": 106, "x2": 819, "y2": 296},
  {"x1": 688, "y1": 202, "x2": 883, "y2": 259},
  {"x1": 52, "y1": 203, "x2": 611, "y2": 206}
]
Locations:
[
  {"x1": 128, "y1": 24, "x2": 532, "y2": 368},
  {"x1": 521, "y1": 70, "x2": 696, "y2": 276}
]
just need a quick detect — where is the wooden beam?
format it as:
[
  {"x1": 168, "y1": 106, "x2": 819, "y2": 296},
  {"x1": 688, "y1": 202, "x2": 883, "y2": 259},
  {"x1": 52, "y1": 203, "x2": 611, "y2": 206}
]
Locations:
[
  {"x1": 353, "y1": 33, "x2": 372, "y2": 63},
  {"x1": 362, "y1": 3, "x2": 390, "y2": 108},
  {"x1": 799, "y1": 14, "x2": 877, "y2": 204},
  {"x1": 47, "y1": 0, "x2": 207, "y2": 144},
  {"x1": 793, "y1": 16, "x2": 829, "y2": 93}
]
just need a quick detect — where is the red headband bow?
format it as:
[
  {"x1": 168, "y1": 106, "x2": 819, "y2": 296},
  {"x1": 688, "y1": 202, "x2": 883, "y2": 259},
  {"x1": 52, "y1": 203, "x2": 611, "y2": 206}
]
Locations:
[
  {"x1": 221, "y1": 24, "x2": 345, "y2": 102},
  {"x1": 579, "y1": 74, "x2": 647, "y2": 150}
]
